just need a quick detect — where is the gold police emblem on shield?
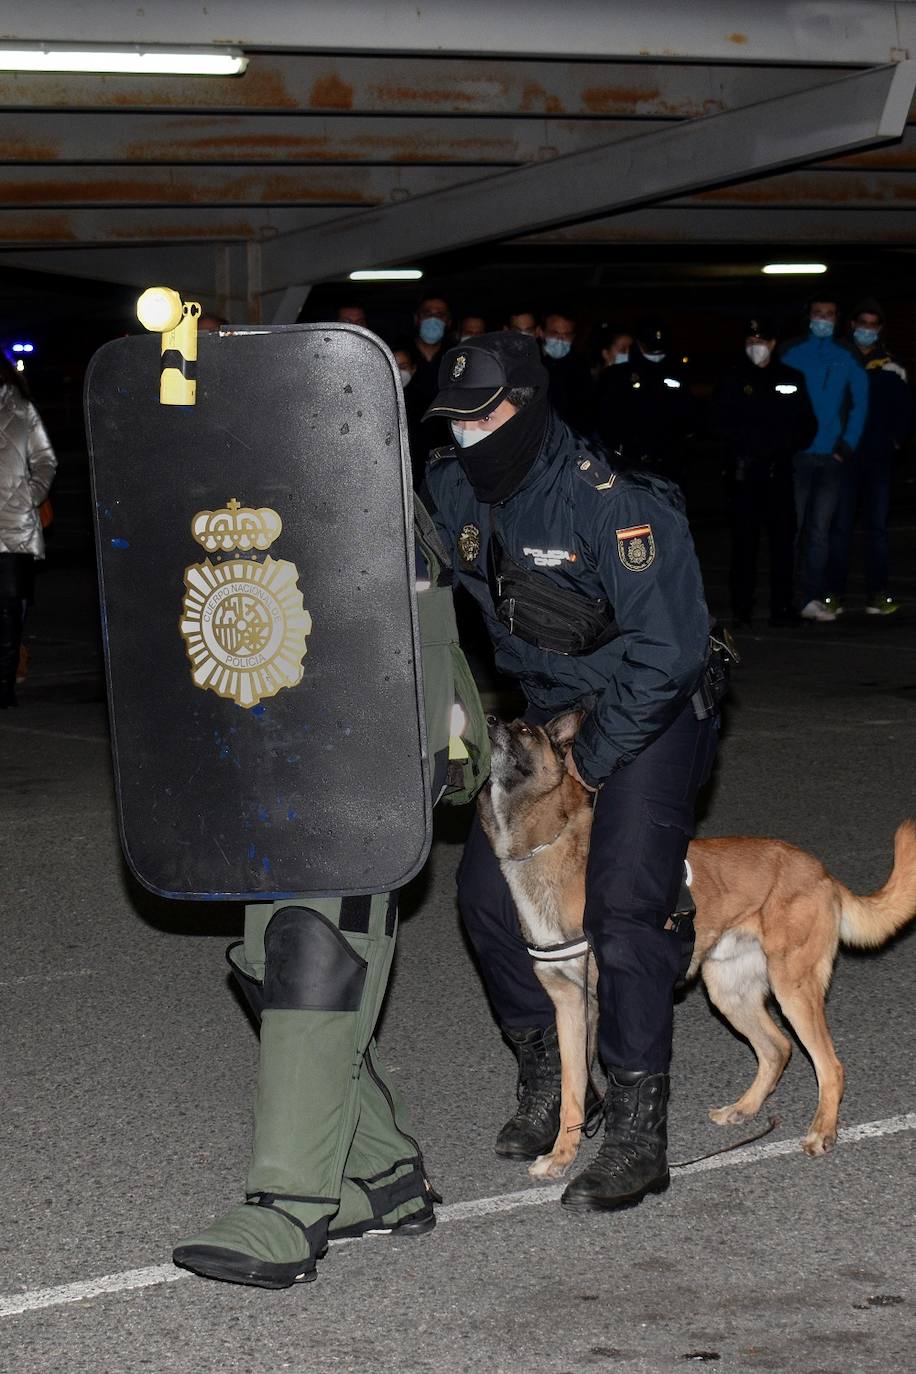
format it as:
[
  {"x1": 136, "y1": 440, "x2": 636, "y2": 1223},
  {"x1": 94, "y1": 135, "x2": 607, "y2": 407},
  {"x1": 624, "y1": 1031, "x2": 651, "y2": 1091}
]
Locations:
[
  {"x1": 616, "y1": 523, "x2": 656, "y2": 572},
  {"x1": 180, "y1": 498, "x2": 311, "y2": 708},
  {"x1": 458, "y1": 523, "x2": 481, "y2": 564}
]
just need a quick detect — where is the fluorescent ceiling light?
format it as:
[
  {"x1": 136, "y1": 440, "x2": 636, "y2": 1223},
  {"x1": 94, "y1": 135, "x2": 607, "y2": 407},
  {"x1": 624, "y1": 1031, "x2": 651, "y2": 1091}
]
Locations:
[
  {"x1": 0, "y1": 44, "x2": 247, "y2": 76},
  {"x1": 349, "y1": 269, "x2": 423, "y2": 281},
  {"x1": 761, "y1": 263, "x2": 827, "y2": 275}
]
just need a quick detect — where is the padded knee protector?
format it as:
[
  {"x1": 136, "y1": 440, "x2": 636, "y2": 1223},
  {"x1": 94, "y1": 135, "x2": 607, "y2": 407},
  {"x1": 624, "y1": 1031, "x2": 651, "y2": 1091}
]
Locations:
[{"x1": 262, "y1": 905, "x2": 367, "y2": 1012}]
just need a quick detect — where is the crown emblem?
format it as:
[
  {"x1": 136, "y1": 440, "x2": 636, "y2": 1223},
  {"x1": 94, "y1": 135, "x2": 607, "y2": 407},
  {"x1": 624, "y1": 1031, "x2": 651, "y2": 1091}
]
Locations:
[
  {"x1": 451, "y1": 353, "x2": 467, "y2": 380},
  {"x1": 191, "y1": 497, "x2": 282, "y2": 553}
]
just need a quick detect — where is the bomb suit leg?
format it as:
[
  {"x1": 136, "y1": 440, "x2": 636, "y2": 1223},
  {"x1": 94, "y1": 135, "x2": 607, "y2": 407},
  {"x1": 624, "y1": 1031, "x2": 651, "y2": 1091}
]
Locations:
[{"x1": 173, "y1": 893, "x2": 433, "y2": 1288}]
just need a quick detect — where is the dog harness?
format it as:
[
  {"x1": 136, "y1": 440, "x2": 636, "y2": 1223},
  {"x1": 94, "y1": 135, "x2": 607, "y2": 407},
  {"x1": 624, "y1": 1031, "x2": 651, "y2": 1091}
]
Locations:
[{"x1": 525, "y1": 859, "x2": 695, "y2": 963}]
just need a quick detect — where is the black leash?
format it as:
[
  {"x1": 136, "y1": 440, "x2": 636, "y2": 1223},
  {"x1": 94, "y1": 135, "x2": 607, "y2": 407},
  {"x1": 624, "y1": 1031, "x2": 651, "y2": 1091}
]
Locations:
[{"x1": 669, "y1": 1115, "x2": 781, "y2": 1168}]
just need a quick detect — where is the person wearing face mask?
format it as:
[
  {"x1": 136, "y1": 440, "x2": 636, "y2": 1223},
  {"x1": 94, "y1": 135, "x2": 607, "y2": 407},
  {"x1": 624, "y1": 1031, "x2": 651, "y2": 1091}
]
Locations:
[
  {"x1": 537, "y1": 311, "x2": 596, "y2": 435},
  {"x1": 780, "y1": 297, "x2": 869, "y2": 622},
  {"x1": 411, "y1": 295, "x2": 454, "y2": 453},
  {"x1": 711, "y1": 316, "x2": 815, "y2": 628},
  {"x1": 421, "y1": 331, "x2": 718, "y2": 1218},
  {"x1": 597, "y1": 327, "x2": 634, "y2": 371},
  {"x1": 596, "y1": 316, "x2": 695, "y2": 489},
  {"x1": 822, "y1": 299, "x2": 913, "y2": 617}
]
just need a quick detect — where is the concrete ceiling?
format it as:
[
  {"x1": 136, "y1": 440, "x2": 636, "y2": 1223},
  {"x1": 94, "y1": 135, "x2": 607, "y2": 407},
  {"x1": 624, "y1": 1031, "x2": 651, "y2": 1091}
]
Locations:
[{"x1": 3, "y1": 1, "x2": 916, "y2": 321}]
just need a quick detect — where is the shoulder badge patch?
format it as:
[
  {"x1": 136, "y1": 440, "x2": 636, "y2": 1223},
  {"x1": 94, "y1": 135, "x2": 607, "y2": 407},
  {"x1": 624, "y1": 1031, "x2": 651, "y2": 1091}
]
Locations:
[
  {"x1": 616, "y1": 523, "x2": 655, "y2": 572},
  {"x1": 457, "y1": 523, "x2": 481, "y2": 565}
]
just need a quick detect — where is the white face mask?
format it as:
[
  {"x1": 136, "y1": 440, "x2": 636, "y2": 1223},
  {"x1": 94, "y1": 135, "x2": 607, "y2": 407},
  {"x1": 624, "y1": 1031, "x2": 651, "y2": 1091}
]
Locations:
[
  {"x1": 450, "y1": 422, "x2": 489, "y2": 448},
  {"x1": 398, "y1": 368, "x2": 414, "y2": 388},
  {"x1": 642, "y1": 350, "x2": 665, "y2": 363},
  {"x1": 613, "y1": 351, "x2": 629, "y2": 365},
  {"x1": 746, "y1": 343, "x2": 771, "y2": 366}
]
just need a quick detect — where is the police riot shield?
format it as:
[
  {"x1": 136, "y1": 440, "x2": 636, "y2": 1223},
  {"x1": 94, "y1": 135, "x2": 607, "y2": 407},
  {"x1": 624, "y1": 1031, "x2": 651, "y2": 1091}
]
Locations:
[{"x1": 85, "y1": 324, "x2": 431, "y2": 900}]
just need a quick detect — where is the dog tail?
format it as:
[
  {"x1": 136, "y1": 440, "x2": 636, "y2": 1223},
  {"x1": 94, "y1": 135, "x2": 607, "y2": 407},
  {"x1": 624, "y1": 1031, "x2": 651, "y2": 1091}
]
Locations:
[{"x1": 838, "y1": 820, "x2": 916, "y2": 949}]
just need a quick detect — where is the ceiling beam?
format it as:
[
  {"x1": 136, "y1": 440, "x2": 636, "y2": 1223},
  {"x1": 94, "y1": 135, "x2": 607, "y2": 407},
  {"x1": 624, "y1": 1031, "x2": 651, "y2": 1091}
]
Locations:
[
  {"x1": 0, "y1": 54, "x2": 838, "y2": 118},
  {"x1": 258, "y1": 63, "x2": 916, "y2": 290},
  {"x1": 516, "y1": 205, "x2": 916, "y2": 245},
  {"x1": 9, "y1": 0, "x2": 912, "y2": 65}
]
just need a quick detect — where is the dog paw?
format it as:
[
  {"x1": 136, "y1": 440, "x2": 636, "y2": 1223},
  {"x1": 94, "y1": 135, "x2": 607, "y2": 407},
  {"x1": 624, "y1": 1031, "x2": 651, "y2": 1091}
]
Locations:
[
  {"x1": 802, "y1": 1131, "x2": 836, "y2": 1157},
  {"x1": 528, "y1": 1153, "x2": 573, "y2": 1180},
  {"x1": 709, "y1": 1104, "x2": 756, "y2": 1126}
]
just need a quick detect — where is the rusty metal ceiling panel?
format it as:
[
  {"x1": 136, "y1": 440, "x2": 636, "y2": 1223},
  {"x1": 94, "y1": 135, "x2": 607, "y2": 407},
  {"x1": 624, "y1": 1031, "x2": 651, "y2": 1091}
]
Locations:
[
  {"x1": 0, "y1": 207, "x2": 337, "y2": 246},
  {"x1": 8, "y1": 0, "x2": 907, "y2": 64},
  {"x1": 0, "y1": 55, "x2": 835, "y2": 118},
  {"x1": 680, "y1": 168, "x2": 916, "y2": 208},
  {"x1": 258, "y1": 64, "x2": 916, "y2": 290},
  {"x1": 0, "y1": 165, "x2": 484, "y2": 207},
  {"x1": 516, "y1": 206, "x2": 916, "y2": 245},
  {"x1": 0, "y1": 111, "x2": 650, "y2": 165}
]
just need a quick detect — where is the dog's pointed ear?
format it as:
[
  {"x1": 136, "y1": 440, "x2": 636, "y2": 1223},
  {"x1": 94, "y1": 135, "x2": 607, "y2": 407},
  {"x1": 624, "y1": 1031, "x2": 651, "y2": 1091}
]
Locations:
[{"x1": 545, "y1": 710, "x2": 584, "y2": 752}]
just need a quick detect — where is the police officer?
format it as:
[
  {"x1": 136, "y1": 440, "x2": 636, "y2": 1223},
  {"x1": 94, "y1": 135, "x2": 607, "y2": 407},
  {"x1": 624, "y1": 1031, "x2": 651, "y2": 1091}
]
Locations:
[
  {"x1": 595, "y1": 316, "x2": 695, "y2": 487},
  {"x1": 422, "y1": 332, "x2": 717, "y2": 1212},
  {"x1": 711, "y1": 315, "x2": 815, "y2": 627},
  {"x1": 171, "y1": 509, "x2": 488, "y2": 1287}
]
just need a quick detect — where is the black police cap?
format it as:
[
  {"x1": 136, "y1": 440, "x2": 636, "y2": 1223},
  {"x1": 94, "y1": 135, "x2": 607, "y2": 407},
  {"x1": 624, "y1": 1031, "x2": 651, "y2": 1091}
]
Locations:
[
  {"x1": 635, "y1": 316, "x2": 669, "y2": 350},
  {"x1": 422, "y1": 331, "x2": 547, "y2": 421}
]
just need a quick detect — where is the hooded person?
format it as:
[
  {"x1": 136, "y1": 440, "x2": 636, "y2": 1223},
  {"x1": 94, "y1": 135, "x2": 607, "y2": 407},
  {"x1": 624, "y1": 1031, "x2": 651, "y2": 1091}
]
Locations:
[{"x1": 420, "y1": 332, "x2": 718, "y2": 1215}]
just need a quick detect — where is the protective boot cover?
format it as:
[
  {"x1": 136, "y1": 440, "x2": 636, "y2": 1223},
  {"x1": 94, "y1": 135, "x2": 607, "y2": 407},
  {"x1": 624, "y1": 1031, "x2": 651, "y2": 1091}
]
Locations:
[
  {"x1": 85, "y1": 324, "x2": 430, "y2": 899},
  {"x1": 174, "y1": 896, "x2": 431, "y2": 1286}
]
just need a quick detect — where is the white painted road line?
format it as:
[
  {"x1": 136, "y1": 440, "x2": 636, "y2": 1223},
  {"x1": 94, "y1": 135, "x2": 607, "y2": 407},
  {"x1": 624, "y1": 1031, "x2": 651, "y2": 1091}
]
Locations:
[
  {"x1": 0, "y1": 1266, "x2": 186, "y2": 1319},
  {"x1": 1, "y1": 1111, "x2": 913, "y2": 1320},
  {"x1": 0, "y1": 968, "x2": 96, "y2": 989}
]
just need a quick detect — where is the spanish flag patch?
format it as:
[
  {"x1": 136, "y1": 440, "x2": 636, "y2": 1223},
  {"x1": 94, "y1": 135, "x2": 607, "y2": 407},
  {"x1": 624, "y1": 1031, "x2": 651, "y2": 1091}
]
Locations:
[{"x1": 616, "y1": 523, "x2": 656, "y2": 572}]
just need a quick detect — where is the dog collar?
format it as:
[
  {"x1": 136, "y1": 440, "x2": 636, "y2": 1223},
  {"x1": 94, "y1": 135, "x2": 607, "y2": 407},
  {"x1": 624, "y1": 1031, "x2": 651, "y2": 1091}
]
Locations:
[
  {"x1": 505, "y1": 827, "x2": 567, "y2": 863},
  {"x1": 526, "y1": 936, "x2": 590, "y2": 962}
]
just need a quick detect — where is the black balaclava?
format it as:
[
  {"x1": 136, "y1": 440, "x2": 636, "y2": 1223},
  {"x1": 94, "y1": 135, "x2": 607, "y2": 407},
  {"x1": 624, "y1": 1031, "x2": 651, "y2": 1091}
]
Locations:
[{"x1": 454, "y1": 394, "x2": 549, "y2": 504}]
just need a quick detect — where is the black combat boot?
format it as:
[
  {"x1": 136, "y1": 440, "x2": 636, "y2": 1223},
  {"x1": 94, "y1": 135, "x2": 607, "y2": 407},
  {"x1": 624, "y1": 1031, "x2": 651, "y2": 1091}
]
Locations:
[
  {"x1": 561, "y1": 1069, "x2": 670, "y2": 1212},
  {"x1": 496, "y1": 1025, "x2": 600, "y2": 1160}
]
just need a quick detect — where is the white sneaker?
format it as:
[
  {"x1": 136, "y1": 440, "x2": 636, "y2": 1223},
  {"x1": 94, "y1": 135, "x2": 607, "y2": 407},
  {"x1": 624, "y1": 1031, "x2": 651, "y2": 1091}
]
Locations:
[{"x1": 801, "y1": 599, "x2": 837, "y2": 622}]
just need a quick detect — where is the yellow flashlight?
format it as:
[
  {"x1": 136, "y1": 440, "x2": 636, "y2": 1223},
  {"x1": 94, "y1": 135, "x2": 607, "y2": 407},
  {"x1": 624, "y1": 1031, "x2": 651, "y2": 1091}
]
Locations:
[{"x1": 136, "y1": 286, "x2": 201, "y2": 406}]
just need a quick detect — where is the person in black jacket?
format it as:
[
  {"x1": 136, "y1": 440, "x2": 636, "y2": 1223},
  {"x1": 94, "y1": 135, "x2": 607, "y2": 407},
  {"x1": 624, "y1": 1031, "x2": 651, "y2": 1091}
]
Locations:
[
  {"x1": 825, "y1": 298, "x2": 914, "y2": 614},
  {"x1": 538, "y1": 310, "x2": 596, "y2": 435},
  {"x1": 594, "y1": 316, "x2": 696, "y2": 488},
  {"x1": 711, "y1": 315, "x2": 816, "y2": 627},
  {"x1": 422, "y1": 333, "x2": 717, "y2": 1215}
]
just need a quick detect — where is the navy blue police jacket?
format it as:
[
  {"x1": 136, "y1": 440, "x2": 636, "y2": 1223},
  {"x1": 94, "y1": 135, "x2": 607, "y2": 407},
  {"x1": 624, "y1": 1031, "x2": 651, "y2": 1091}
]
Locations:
[{"x1": 424, "y1": 410, "x2": 710, "y2": 788}]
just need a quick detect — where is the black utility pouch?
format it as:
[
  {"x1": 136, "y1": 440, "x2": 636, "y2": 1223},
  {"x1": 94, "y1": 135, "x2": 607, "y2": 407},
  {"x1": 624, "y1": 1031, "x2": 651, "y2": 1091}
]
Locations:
[{"x1": 488, "y1": 534, "x2": 619, "y2": 656}]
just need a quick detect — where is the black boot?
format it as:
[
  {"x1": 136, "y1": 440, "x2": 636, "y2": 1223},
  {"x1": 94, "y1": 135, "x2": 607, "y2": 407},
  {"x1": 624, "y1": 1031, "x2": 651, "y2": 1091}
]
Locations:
[
  {"x1": 561, "y1": 1069, "x2": 670, "y2": 1212},
  {"x1": 495, "y1": 1025, "x2": 600, "y2": 1160}
]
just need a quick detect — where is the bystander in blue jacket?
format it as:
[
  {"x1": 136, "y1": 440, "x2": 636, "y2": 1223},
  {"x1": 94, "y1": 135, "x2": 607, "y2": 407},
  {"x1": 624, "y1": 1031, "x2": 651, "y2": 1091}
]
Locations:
[
  {"x1": 825, "y1": 298, "x2": 913, "y2": 615},
  {"x1": 780, "y1": 299, "x2": 869, "y2": 621}
]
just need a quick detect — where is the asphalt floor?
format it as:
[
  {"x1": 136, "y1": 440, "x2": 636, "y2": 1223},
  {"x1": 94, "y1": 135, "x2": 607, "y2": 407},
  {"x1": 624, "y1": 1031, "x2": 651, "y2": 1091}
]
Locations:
[{"x1": 1, "y1": 497, "x2": 915, "y2": 1373}]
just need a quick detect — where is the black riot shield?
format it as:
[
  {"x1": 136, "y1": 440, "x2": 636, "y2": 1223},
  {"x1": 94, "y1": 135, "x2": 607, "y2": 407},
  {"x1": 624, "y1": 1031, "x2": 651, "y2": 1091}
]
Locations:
[{"x1": 85, "y1": 324, "x2": 431, "y2": 900}]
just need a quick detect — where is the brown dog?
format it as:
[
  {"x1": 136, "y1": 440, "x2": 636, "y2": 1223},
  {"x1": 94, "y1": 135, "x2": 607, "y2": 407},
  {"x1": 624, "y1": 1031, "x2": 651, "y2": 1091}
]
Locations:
[{"x1": 477, "y1": 712, "x2": 916, "y2": 1179}]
